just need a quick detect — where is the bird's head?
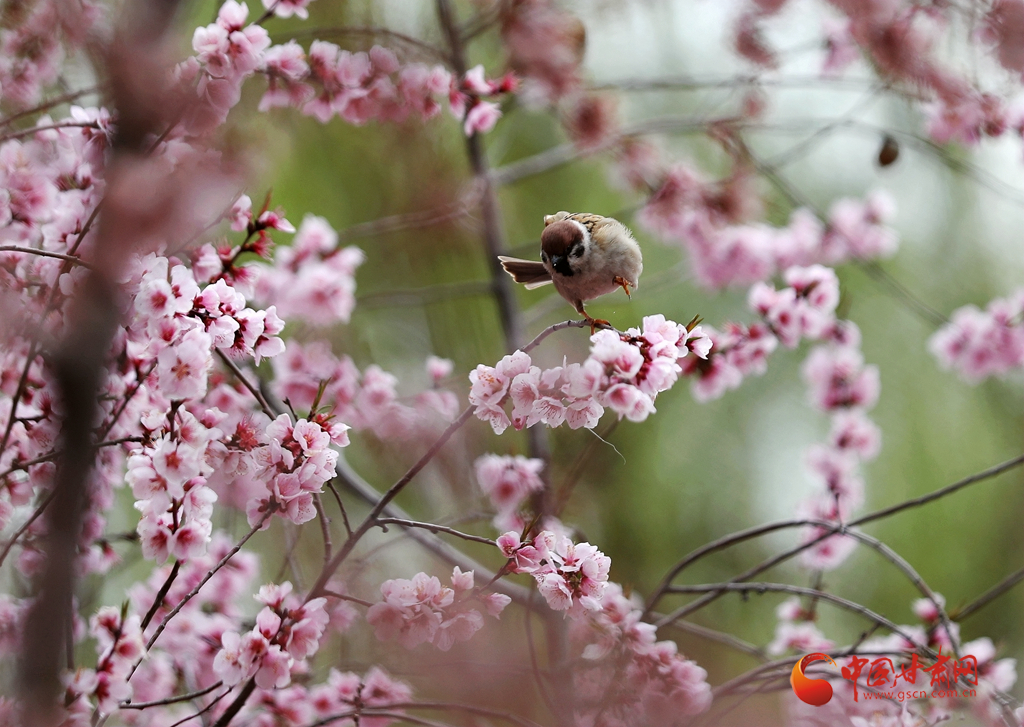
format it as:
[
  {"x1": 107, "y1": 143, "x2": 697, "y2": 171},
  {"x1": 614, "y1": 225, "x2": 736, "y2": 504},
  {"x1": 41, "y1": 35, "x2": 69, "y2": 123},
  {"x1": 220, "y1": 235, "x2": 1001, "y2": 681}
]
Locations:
[{"x1": 540, "y1": 219, "x2": 589, "y2": 278}]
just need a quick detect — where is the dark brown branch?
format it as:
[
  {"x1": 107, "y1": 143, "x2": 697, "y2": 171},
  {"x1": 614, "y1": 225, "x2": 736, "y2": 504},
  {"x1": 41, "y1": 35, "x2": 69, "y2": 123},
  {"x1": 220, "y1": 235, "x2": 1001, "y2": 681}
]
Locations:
[
  {"x1": 0, "y1": 121, "x2": 100, "y2": 144},
  {"x1": 139, "y1": 560, "x2": 180, "y2": 631},
  {"x1": 210, "y1": 680, "x2": 255, "y2": 727},
  {"x1": 0, "y1": 246, "x2": 94, "y2": 268},
  {"x1": 120, "y1": 680, "x2": 222, "y2": 709}
]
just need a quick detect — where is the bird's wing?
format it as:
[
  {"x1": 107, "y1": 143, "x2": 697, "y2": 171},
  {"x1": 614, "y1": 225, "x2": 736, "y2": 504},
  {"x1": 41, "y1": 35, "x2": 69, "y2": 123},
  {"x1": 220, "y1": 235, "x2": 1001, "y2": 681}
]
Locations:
[{"x1": 498, "y1": 256, "x2": 553, "y2": 289}]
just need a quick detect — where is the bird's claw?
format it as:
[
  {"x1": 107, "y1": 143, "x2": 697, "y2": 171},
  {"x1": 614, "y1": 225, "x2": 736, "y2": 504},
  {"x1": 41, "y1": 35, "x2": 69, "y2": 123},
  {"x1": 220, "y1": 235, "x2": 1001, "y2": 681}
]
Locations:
[
  {"x1": 582, "y1": 314, "x2": 611, "y2": 335},
  {"x1": 614, "y1": 275, "x2": 633, "y2": 299}
]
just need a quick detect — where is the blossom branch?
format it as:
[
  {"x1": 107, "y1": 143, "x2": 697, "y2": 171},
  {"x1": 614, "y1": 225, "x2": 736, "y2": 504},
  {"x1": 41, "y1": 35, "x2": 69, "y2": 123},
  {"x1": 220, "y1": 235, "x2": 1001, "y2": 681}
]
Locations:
[
  {"x1": 307, "y1": 405, "x2": 475, "y2": 600},
  {"x1": 140, "y1": 510, "x2": 272, "y2": 657},
  {"x1": 334, "y1": 456, "x2": 534, "y2": 606}
]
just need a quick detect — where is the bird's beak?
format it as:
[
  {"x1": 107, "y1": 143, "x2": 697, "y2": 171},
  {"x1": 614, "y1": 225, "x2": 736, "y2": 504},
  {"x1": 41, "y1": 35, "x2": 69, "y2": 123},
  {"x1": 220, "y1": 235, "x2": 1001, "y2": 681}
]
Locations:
[{"x1": 550, "y1": 254, "x2": 566, "y2": 269}]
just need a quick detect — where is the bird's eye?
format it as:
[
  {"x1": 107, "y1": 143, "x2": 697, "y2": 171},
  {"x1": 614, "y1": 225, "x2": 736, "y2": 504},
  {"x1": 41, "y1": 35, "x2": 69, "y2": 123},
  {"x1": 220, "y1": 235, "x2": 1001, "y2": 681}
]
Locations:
[{"x1": 570, "y1": 244, "x2": 583, "y2": 258}]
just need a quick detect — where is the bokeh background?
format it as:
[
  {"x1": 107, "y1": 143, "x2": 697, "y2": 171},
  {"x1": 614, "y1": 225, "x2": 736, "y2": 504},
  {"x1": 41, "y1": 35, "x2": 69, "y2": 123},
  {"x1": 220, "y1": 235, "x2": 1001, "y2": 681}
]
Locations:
[{"x1": 99, "y1": 0, "x2": 1024, "y2": 723}]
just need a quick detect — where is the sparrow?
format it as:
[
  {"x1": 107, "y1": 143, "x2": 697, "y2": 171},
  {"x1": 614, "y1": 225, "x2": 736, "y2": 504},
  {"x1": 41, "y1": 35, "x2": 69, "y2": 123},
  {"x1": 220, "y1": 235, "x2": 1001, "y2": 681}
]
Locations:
[{"x1": 499, "y1": 211, "x2": 643, "y2": 330}]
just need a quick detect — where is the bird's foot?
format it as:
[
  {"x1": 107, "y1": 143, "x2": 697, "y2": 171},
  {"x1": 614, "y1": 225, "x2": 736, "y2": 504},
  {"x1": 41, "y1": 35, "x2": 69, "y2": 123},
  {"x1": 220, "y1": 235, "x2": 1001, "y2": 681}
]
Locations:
[
  {"x1": 613, "y1": 275, "x2": 633, "y2": 299},
  {"x1": 582, "y1": 313, "x2": 611, "y2": 335}
]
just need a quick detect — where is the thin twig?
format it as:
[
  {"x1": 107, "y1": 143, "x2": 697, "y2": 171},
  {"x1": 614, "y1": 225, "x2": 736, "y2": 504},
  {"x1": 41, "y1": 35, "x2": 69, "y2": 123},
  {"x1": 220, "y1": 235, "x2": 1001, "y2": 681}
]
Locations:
[
  {"x1": 665, "y1": 581, "x2": 937, "y2": 658},
  {"x1": 120, "y1": 681, "x2": 222, "y2": 709},
  {"x1": 0, "y1": 246, "x2": 94, "y2": 268},
  {"x1": 306, "y1": 406, "x2": 475, "y2": 600},
  {"x1": 646, "y1": 453, "x2": 1024, "y2": 622},
  {"x1": 0, "y1": 121, "x2": 99, "y2": 143},
  {"x1": 215, "y1": 349, "x2": 274, "y2": 418},
  {"x1": 951, "y1": 567, "x2": 1024, "y2": 621},
  {"x1": 322, "y1": 589, "x2": 373, "y2": 608},
  {"x1": 325, "y1": 480, "x2": 353, "y2": 537},
  {"x1": 0, "y1": 85, "x2": 102, "y2": 128},
  {"x1": 281, "y1": 26, "x2": 449, "y2": 62},
  {"x1": 375, "y1": 517, "x2": 496, "y2": 545},
  {"x1": 523, "y1": 589, "x2": 557, "y2": 719},
  {"x1": 333, "y1": 456, "x2": 533, "y2": 607},
  {"x1": 659, "y1": 617, "x2": 766, "y2": 660},
  {"x1": 139, "y1": 560, "x2": 180, "y2": 631},
  {"x1": 314, "y1": 493, "x2": 332, "y2": 567},
  {"x1": 170, "y1": 686, "x2": 234, "y2": 727}
]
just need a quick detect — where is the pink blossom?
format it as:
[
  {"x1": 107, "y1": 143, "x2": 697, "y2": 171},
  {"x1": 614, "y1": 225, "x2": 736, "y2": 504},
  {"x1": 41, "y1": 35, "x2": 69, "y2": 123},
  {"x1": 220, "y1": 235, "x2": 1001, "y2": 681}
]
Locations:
[
  {"x1": 463, "y1": 100, "x2": 502, "y2": 136},
  {"x1": 262, "y1": 0, "x2": 314, "y2": 20},
  {"x1": 929, "y1": 289, "x2": 1024, "y2": 381},
  {"x1": 474, "y1": 454, "x2": 544, "y2": 514},
  {"x1": 829, "y1": 409, "x2": 881, "y2": 459},
  {"x1": 366, "y1": 568, "x2": 491, "y2": 651},
  {"x1": 803, "y1": 344, "x2": 881, "y2": 411},
  {"x1": 768, "y1": 621, "x2": 835, "y2": 656}
]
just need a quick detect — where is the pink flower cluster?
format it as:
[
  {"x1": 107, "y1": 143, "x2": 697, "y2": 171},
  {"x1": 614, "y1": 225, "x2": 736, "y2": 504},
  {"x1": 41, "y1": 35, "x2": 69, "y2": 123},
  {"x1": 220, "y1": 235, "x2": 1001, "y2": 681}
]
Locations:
[
  {"x1": 929, "y1": 289, "x2": 1024, "y2": 382},
  {"x1": 571, "y1": 583, "x2": 712, "y2": 724},
  {"x1": 262, "y1": 41, "x2": 451, "y2": 126},
  {"x1": 253, "y1": 213, "x2": 364, "y2": 326},
  {"x1": 180, "y1": 0, "x2": 272, "y2": 134},
  {"x1": 798, "y1": 325, "x2": 881, "y2": 570},
  {"x1": 271, "y1": 340, "x2": 460, "y2": 442},
  {"x1": 449, "y1": 65, "x2": 517, "y2": 136},
  {"x1": 0, "y1": 0, "x2": 100, "y2": 109},
  {"x1": 766, "y1": 597, "x2": 834, "y2": 656},
  {"x1": 61, "y1": 608, "x2": 146, "y2": 721},
  {"x1": 500, "y1": 0, "x2": 585, "y2": 105},
  {"x1": 474, "y1": 454, "x2": 545, "y2": 531},
  {"x1": 498, "y1": 530, "x2": 611, "y2": 619},
  {"x1": 637, "y1": 163, "x2": 899, "y2": 290},
  {"x1": 307, "y1": 667, "x2": 413, "y2": 727},
  {"x1": 731, "y1": 0, "x2": 1023, "y2": 148},
  {"x1": 127, "y1": 408, "x2": 221, "y2": 562},
  {"x1": 469, "y1": 315, "x2": 711, "y2": 434},
  {"x1": 749, "y1": 264, "x2": 841, "y2": 348},
  {"x1": 682, "y1": 321, "x2": 778, "y2": 402},
  {"x1": 127, "y1": 254, "x2": 286, "y2": 392},
  {"x1": 365, "y1": 567, "x2": 510, "y2": 651},
  {"x1": 246, "y1": 414, "x2": 346, "y2": 528},
  {"x1": 214, "y1": 582, "x2": 330, "y2": 689}
]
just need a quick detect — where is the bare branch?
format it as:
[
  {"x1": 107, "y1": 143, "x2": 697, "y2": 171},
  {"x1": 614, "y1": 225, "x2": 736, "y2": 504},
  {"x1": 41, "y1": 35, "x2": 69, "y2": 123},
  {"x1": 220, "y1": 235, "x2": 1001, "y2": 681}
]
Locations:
[
  {"x1": 375, "y1": 517, "x2": 497, "y2": 545},
  {"x1": 951, "y1": 567, "x2": 1024, "y2": 622},
  {"x1": 665, "y1": 581, "x2": 937, "y2": 658}
]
